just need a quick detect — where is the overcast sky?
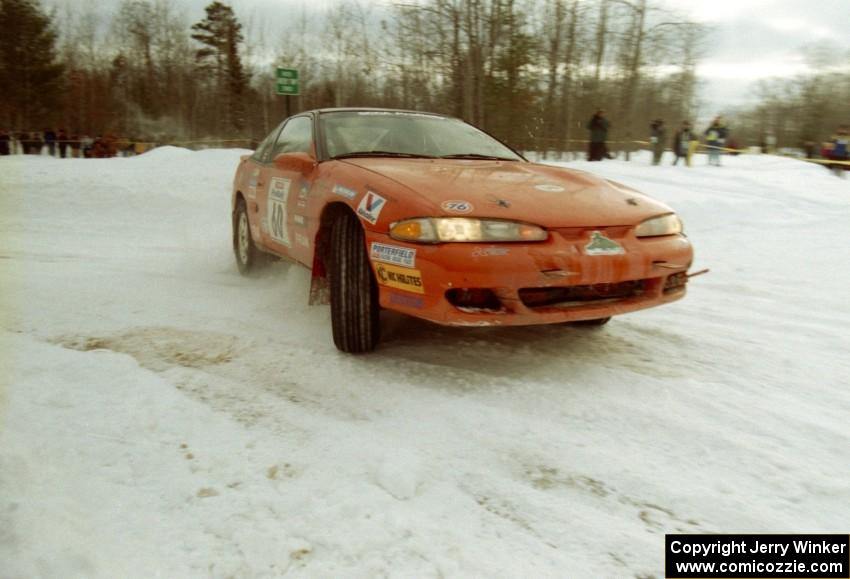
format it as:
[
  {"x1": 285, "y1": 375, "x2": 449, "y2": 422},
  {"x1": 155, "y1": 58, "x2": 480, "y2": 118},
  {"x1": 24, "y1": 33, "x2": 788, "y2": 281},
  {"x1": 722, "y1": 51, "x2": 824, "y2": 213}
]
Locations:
[
  {"x1": 656, "y1": 0, "x2": 849, "y2": 112},
  {"x1": 49, "y1": 0, "x2": 849, "y2": 114}
]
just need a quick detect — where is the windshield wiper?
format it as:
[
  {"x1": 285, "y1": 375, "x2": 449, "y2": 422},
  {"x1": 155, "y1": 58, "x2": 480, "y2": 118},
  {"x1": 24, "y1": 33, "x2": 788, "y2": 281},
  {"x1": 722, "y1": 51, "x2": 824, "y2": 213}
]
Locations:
[
  {"x1": 439, "y1": 153, "x2": 518, "y2": 161},
  {"x1": 332, "y1": 150, "x2": 436, "y2": 159}
]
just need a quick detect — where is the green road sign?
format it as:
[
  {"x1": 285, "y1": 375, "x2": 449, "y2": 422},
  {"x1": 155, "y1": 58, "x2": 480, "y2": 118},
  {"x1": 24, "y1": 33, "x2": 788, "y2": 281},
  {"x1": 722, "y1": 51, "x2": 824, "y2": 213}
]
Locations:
[{"x1": 275, "y1": 67, "x2": 299, "y2": 96}]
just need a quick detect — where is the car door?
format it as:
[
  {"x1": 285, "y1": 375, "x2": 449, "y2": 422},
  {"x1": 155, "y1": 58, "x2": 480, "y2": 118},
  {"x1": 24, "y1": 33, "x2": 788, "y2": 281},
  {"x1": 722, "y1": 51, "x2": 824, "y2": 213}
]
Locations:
[
  {"x1": 261, "y1": 115, "x2": 315, "y2": 262},
  {"x1": 243, "y1": 122, "x2": 284, "y2": 251}
]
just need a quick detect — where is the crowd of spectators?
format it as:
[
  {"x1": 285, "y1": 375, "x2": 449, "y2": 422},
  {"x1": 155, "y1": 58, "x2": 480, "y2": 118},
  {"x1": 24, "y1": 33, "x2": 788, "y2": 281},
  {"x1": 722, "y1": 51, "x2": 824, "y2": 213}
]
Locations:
[{"x1": 0, "y1": 128, "x2": 152, "y2": 158}]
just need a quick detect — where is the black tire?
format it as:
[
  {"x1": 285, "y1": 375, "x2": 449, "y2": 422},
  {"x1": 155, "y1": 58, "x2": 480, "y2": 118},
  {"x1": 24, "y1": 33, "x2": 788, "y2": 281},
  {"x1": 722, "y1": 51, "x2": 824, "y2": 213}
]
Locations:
[
  {"x1": 233, "y1": 198, "x2": 263, "y2": 275},
  {"x1": 329, "y1": 211, "x2": 380, "y2": 353},
  {"x1": 570, "y1": 316, "x2": 612, "y2": 327}
]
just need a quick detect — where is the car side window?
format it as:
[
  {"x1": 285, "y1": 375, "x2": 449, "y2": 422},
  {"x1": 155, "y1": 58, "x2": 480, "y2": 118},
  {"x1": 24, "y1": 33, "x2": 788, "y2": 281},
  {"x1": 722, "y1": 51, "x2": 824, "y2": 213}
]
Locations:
[
  {"x1": 270, "y1": 116, "x2": 313, "y2": 158},
  {"x1": 252, "y1": 122, "x2": 284, "y2": 164}
]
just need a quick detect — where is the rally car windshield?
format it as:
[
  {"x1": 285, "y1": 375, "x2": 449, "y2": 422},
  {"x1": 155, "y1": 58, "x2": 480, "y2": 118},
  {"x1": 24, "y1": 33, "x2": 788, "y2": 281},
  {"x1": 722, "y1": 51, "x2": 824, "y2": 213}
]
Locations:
[{"x1": 320, "y1": 111, "x2": 523, "y2": 161}]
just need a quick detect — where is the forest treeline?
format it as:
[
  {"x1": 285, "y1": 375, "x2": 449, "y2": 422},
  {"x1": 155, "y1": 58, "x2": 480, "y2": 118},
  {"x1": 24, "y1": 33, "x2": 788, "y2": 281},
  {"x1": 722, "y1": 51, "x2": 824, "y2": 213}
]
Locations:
[{"x1": 1, "y1": 0, "x2": 847, "y2": 153}]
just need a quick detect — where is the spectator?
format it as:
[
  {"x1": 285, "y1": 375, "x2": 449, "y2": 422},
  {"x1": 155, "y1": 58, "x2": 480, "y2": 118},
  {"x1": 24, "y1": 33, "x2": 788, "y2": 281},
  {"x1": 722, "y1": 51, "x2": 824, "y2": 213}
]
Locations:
[
  {"x1": 80, "y1": 134, "x2": 94, "y2": 158},
  {"x1": 69, "y1": 133, "x2": 81, "y2": 158},
  {"x1": 763, "y1": 131, "x2": 776, "y2": 154},
  {"x1": 44, "y1": 127, "x2": 57, "y2": 156},
  {"x1": 650, "y1": 119, "x2": 666, "y2": 165},
  {"x1": 104, "y1": 134, "x2": 118, "y2": 158},
  {"x1": 585, "y1": 109, "x2": 610, "y2": 161},
  {"x1": 92, "y1": 136, "x2": 106, "y2": 158},
  {"x1": 16, "y1": 131, "x2": 28, "y2": 154},
  {"x1": 828, "y1": 125, "x2": 849, "y2": 178},
  {"x1": 116, "y1": 135, "x2": 132, "y2": 157},
  {"x1": 704, "y1": 116, "x2": 728, "y2": 166},
  {"x1": 57, "y1": 128, "x2": 68, "y2": 158},
  {"x1": 27, "y1": 131, "x2": 43, "y2": 155},
  {"x1": 802, "y1": 139, "x2": 816, "y2": 159},
  {"x1": 671, "y1": 121, "x2": 694, "y2": 167},
  {"x1": 0, "y1": 129, "x2": 10, "y2": 156}
]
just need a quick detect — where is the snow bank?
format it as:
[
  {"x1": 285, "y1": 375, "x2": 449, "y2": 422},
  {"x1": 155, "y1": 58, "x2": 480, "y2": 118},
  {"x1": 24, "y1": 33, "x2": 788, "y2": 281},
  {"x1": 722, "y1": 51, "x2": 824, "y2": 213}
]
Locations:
[{"x1": 135, "y1": 144, "x2": 194, "y2": 160}]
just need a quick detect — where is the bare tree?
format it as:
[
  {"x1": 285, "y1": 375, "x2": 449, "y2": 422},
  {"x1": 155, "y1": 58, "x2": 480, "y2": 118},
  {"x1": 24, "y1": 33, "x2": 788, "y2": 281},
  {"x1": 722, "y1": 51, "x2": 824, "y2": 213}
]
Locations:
[{"x1": 27, "y1": 0, "x2": 715, "y2": 152}]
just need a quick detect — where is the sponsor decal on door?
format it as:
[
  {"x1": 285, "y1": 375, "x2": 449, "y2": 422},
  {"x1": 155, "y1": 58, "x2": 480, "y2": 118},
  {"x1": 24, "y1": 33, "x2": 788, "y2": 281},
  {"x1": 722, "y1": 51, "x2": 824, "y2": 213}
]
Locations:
[{"x1": 268, "y1": 177, "x2": 291, "y2": 246}]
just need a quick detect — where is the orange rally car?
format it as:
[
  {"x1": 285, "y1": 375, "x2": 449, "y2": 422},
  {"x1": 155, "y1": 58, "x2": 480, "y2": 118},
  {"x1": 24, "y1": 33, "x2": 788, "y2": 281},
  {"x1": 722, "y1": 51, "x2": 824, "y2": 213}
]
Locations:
[{"x1": 232, "y1": 108, "x2": 694, "y2": 353}]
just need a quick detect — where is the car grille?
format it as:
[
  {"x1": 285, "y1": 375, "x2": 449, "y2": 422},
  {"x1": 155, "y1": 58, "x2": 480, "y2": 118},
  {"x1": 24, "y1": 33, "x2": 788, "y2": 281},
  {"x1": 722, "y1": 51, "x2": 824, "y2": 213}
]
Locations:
[
  {"x1": 519, "y1": 280, "x2": 646, "y2": 308},
  {"x1": 551, "y1": 225, "x2": 631, "y2": 241}
]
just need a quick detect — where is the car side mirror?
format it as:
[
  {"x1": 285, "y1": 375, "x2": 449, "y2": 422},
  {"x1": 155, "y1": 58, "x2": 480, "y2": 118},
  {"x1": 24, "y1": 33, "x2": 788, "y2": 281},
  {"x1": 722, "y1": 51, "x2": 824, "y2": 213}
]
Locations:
[{"x1": 273, "y1": 151, "x2": 316, "y2": 174}]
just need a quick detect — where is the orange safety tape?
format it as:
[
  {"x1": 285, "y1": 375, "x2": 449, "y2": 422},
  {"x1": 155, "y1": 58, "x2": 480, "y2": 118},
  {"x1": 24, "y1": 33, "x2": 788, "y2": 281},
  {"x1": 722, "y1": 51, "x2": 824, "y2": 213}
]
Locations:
[{"x1": 788, "y1": 156, "x2": 850, "y2": 167}]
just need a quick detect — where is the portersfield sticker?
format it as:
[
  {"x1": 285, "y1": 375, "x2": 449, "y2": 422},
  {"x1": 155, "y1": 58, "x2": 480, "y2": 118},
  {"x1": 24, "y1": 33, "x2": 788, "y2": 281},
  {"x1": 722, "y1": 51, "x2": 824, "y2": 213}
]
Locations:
[
  {"x1": 441, "y1": 200, "x2": 473, "y2": 214},
  {"x1": 371, "y1": 242, "x2": 416, "y2": 268},
  {"x1": 356, "y1": 191, "x2": 387, "y2": 225},
  {"x1": 584, "y1": 231, "x2": 624, "y2": 255}
]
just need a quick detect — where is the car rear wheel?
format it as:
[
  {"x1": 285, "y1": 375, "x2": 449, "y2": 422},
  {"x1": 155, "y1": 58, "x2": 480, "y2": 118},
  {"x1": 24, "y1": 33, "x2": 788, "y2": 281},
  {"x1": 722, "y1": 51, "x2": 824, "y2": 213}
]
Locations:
[
  {"x1": 233, "y1": 198, "x2": 263, "y2": 275},
  {"x1": 330, "y1": 211, "x2": 380, "y2": 353}
]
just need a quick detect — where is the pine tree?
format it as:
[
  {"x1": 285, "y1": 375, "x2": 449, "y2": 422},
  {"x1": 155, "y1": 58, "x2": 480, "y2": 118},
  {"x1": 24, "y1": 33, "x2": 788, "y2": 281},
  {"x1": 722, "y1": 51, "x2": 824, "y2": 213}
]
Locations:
[
  {"x1": 0, "y1": 0, "x2": 63, "y2": 128},
  {"x1": 191, "y1": 1, "x2": 246, "y2": 134}
]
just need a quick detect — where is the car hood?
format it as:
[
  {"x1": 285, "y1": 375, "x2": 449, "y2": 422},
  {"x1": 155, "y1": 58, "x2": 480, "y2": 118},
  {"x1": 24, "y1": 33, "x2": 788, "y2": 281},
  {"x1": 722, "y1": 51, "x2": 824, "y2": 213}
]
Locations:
[{"x1": 341, "y1": 158, "x2": 672, "y2": 227}]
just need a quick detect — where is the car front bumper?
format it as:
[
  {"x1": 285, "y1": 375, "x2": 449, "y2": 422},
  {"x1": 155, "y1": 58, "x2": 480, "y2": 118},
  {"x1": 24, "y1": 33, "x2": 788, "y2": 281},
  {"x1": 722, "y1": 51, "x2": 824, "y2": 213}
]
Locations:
[{"x1": 365, "y1": 228, "x2": 694, "y2": 326}]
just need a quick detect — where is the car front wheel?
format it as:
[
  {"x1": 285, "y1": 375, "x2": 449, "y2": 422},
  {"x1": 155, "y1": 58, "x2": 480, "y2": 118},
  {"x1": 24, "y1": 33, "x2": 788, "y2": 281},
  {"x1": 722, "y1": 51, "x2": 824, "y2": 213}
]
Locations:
[{"x1": 329, "y1": 211, "x2": 380, "y2": 353}]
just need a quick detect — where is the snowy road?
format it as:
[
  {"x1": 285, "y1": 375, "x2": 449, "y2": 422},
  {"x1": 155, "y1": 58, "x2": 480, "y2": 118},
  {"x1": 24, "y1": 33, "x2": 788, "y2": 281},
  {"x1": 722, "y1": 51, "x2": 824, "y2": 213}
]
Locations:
[{"x1": 2, "y1": 149, "x2": 849, "y2": 578}]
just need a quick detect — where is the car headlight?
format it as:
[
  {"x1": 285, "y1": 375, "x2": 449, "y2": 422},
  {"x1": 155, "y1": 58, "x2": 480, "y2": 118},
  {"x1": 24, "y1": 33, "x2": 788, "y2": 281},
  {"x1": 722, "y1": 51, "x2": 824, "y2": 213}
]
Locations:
[
  {"x1": 390, "y1": 218, "x2": 548, "y2": 243},
  {"x1": 635, "y1": 213, "x2": 683, "y2": 237}
]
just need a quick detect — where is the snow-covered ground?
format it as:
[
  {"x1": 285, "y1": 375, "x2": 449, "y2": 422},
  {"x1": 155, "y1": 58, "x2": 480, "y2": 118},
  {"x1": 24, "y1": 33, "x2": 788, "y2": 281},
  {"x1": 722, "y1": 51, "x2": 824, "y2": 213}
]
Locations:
[{"x1": 1, "y1": 149, "x2": 848, "y2": 578}]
